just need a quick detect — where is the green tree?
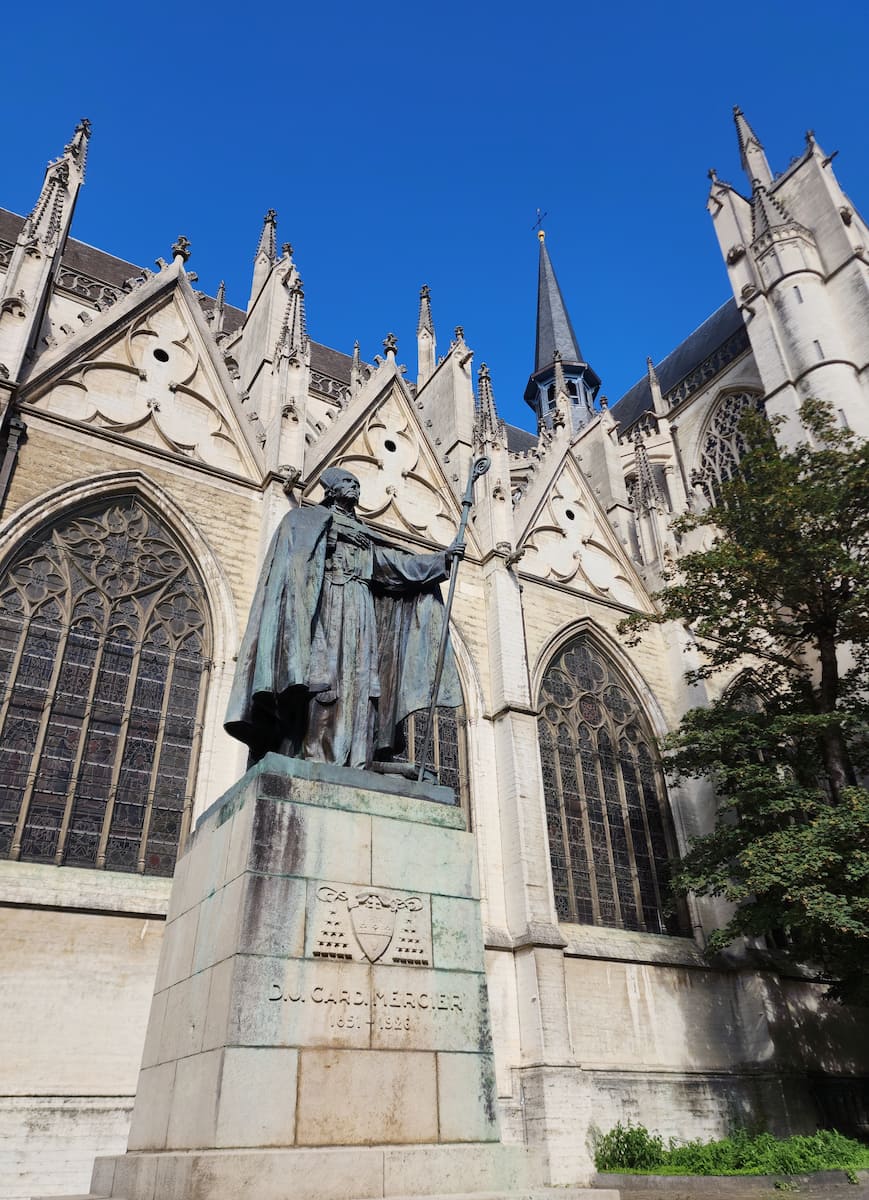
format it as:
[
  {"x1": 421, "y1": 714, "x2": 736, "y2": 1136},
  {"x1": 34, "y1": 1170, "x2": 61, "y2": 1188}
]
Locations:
[{"x1": 622, "y1": 400, "x2": 869, "y2": 1003}]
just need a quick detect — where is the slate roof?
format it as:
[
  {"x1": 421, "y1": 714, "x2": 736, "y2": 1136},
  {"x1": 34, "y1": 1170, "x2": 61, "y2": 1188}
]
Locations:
[
  {"x1": 0, "y1": 208, "x2": 142, "y2": 288},
  {"x1": 534, "y1": 238, "x2": 584, "y2": 373},
  {"x1": 505, "y1": 422, "x2": 538, "y2": 453},
  {"x1": 310, "y1": 341, "x2": 353, "y2": 382},
  {"x1": 0, "y1": 208, "x2": 356, "y2": 373},
  {"x1": 611, "y1": 298, "x2": 745, "y2": 430}
]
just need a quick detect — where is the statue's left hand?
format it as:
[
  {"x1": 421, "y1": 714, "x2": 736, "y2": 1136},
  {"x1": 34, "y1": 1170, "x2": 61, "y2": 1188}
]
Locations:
[{"x1": 445, "y1": 538, "x2": 465, "y2": 567}]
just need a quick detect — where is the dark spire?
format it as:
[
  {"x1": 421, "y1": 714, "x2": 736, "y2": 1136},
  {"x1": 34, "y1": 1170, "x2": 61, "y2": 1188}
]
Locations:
[
  {"x1": 534, "y1": 230, "x2": 583, "y2": 372},
  {"x1": 525, "y1": 230, "x2": 599, "y2": 429}
]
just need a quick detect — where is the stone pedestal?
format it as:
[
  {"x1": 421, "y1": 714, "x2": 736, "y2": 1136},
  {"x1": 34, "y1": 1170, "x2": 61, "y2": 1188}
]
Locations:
[{"x1": 92, "y1": 757, "x2": 566, "y2": 1200}]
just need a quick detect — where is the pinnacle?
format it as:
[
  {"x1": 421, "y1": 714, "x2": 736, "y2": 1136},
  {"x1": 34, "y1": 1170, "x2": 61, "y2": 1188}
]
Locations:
[
  {"x1": 750, "y1": 178, "x2": 791, "y2": 240},
  {"x1": 417, "y1": 284, "x2": 434, "y2": 335},
  {"x1": 733, "y1": 105, "x2": 772, "y2": 185},
  {"x1": 632, "y1": 429, "x2": 662, "y2": 510},
  {"x1": 476, "y1": 361, "x2": 501, "y2": 441},
  {"x1": 24, "y1": 119, "x2": 92, "y2": 245},
  {"x1": 64, "y1": 117, "x2": 92, "y2": 169},
  {"x1": 255, "y1": 209, "x2": 278, "y2": 263}
]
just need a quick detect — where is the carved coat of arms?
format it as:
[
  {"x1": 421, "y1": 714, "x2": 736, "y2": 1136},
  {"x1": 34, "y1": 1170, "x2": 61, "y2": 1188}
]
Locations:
[{"x1": 314, "y1": 886, "x2": 429, "y2": 965}]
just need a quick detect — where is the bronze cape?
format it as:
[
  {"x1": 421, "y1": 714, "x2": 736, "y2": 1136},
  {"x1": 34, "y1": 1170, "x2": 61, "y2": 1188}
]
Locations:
[{"x1": 224, "y1": 504, "x2": 462, "y2": 765}]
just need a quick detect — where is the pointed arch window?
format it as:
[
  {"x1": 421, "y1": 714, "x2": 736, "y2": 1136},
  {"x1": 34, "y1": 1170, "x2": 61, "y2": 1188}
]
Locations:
[
  {"x1": 0, "y1": 497, "x2": 211, "y2": 875},
  {"x1": 693, "y1": 391, "x2": 765, "y2": 506},
  {"x1": 395, "y1": 706, "x2": 470, "y2": 817},
  {"x1": 538, "y1": 636, "x2": 685, "y2": 934}
]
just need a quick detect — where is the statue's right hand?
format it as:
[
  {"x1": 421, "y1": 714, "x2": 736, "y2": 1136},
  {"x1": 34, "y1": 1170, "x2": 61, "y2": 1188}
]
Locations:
[{"x1": 314, "y1": 688, "x2": 338, "y2": 705}]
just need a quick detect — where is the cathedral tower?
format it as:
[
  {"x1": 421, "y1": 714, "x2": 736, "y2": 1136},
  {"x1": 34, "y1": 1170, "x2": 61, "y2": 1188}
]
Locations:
[
  {"x1": 709, "y1": 107, "x2": 869, "y2": 440},
  {"x1": 524, "y1": 230, "x2": 600, "y2": 433}
]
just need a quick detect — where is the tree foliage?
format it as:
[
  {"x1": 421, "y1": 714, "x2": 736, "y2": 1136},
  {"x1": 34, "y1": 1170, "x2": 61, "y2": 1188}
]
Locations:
[{"x1": 622, "y1": 400, "x2": 869, "y2": 1003}]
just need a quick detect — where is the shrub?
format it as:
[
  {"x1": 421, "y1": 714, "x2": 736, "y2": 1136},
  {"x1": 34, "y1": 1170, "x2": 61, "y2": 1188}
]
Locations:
[
  {"x1": 594, "y1": 1122, "x2": 664, "y2": 1171},
  {"x1": 594, "y1": 1123, "x2": 869, "y2": 1176}
]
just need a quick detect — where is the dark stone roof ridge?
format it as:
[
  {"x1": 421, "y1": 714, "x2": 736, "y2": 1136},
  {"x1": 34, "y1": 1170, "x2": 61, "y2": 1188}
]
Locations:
[
  {"x1": 505, "y1": 422, "x2": 538, "y2": 454},
  {"x1": 611, "y1": 298, "x2": 745, "y2": 430},
  {"x1": 1, "y1": 208, "x2": 359, "y2": 378}
]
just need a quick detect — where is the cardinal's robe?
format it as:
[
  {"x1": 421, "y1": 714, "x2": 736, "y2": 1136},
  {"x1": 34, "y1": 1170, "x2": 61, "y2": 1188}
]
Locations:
[{"x1": 224, "y1": 504, "x2": 462, "y2": 769}]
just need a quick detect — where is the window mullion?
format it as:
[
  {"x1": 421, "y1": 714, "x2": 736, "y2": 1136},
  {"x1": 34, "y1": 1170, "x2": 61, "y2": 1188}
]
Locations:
[
  {"x1": 9, "y1": 620, "x2": 72, "y2": 861},
  {"x1": 615, "y1": 742, "x2": 648, "y2": 932},
  {"x1": 551, "y1": 729, "x2": 577, "y2": 923},
  {"x1": 53, "y1": 631, "x2": 110, "y2": 865},
  {"x1": 574, "y1": 729, "x2": 601, "y2": 925},
  {"x1": 0, "y1": 611, "x2": 34, "y2": 740},
  {"x1": 136, "y1": 651, "x2": 177, "y2": 872},
  {"x1": 594, "y1": 740, "x2": 623, "y2": 927},
  {"x1": 635, "y1": 746, "x2": 666, "y2": 924},
  {"x1": 177, "y1": 659, "x2": 212, "y2": 856},
  {"x1": 95, "y1": 637, "x2": 145, "y2": 869}
]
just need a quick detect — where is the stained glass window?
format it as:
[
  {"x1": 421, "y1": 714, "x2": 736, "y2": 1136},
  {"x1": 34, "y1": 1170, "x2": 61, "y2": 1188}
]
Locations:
[
  {"x1": 693, "y1": 391, "x2": 765, "y2": 506},
  {"x1": 0, "y1": 497, "x2": 211, "y2": 875},
  {"x1": 396, "y1": 706, "x2": 469, "y2": 815},
  {"x1": 538, "y1": 637, "x2": 684, "y2": 934}
]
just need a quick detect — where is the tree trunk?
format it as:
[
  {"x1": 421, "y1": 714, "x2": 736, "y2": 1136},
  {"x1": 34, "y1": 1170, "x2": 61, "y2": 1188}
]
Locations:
[{"x1": 816, "y1": 630, "x2": 856, "y2": 801}]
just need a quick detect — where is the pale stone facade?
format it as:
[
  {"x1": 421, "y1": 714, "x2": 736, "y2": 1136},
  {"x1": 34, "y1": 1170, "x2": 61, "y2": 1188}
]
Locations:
[{"x1": 0, "y1": 110, "x2": 867, "y2": 1198}]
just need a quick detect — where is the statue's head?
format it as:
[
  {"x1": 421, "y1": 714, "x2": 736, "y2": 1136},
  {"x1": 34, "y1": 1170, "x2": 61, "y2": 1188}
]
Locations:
[{"x1": 320, "y1": 467, "x2": 361, "y2": 506}]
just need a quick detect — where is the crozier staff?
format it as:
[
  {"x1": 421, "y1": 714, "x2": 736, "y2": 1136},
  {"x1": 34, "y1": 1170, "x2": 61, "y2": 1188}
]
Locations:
[{"x1": 225, "y1": 466, "x2": 463, "y2": 771}]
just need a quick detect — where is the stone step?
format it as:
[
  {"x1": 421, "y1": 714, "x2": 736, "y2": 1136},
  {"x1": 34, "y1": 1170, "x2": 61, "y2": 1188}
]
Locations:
[
  {"x1": 44, "y1": 1193, "x2": 620, "y2": 1200},
  {"x1": 599, "y1": 1166, "x2": 869, "y2": 1200},
  {"x1": 384, "y1": 1192, "x2": 620, "y2": 1200}
]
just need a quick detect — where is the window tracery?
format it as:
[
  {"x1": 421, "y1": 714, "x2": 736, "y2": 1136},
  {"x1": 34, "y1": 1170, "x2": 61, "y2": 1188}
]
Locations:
[
  {"x1": 396, "y1": 706, "x2": 469, "y2": 817},
  {"x1": 538, "y1": 637, "x2": 683, "y2": 934},
  {"x1": 0, "y1": 497, "x2": 211, "y2": 875},
  {"x1": 693, "y1": 391, "x2": 765, "y2": 506}
]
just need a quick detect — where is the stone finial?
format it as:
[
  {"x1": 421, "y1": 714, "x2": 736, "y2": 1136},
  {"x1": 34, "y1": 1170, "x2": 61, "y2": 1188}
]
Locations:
[
  {"x1": 553, "y1": 349, "x2": 567, "y2": 398},
  {"x1": 171, "y1": 236, "x2": 191, "y2": 263},
  {"x1": 383, "y1": 332, "x2": 398, "y2": 358},
  {"x1": 210, "y1": 280, "x2": 226, "y2": 333},
  {"x1": 64, "y1": 118, "x2": 92, "y2": 172},
  {"x1": 646, "y1": 356, "x2": 666, "y2": 416}
]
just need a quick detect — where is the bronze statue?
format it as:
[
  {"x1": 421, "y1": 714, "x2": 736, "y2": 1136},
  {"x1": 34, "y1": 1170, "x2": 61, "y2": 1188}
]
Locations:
[{"x1": 225, "y1": 467, "x2": 463, "y2": 771}]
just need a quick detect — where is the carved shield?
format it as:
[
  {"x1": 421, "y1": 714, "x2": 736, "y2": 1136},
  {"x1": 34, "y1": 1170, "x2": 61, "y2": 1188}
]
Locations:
[{"x1": 348, "y1": 891, "x2": 397, "y2": 963}]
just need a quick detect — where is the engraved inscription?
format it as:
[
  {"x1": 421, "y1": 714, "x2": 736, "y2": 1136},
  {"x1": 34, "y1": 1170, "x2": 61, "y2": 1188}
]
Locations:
[
  {"x1": 254, "y1": 960, "x2": 487, "y2": 1053},
  {"x1": 311, "y1": 883, "x2": 431, "y2": 966},
  {"x1": 266, "y1": 980, "x2": 465, "y2": 1035}
]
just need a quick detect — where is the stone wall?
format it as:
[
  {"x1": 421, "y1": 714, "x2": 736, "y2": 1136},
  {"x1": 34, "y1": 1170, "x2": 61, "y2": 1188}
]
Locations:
[{"x1": 0, "y1": 865, "x2": 168, "y2": 1198}]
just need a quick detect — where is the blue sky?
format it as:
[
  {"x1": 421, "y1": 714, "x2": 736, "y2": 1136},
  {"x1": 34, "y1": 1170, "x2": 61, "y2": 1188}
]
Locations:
[{"x1": 5, "y1": 0, "x2": 869, "y2": 431}]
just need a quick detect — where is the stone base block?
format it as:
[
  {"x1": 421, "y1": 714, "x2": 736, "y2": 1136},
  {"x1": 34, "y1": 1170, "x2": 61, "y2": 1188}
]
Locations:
[
  {"x1": 90, "y1": 1143, "x2": 556, "y2": 1200},
  {"x1": 128, "y1": 756, "x2": 498, "y2": 1157}
]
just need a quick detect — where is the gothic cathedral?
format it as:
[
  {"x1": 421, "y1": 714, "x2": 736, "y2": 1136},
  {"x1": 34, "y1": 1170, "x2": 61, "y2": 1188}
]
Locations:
[{"x1": 0, "y1": 109, "x2": 867, "y2": 1196}]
